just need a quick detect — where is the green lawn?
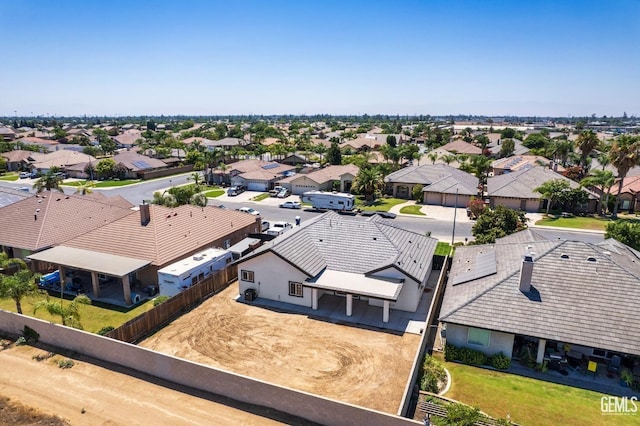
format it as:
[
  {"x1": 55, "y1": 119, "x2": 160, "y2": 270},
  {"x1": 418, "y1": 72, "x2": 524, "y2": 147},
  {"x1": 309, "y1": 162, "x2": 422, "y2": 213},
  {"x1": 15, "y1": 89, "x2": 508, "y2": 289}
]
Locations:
[
  {"x1": 0, "y1": 293, "x2": 154, "y2": 334},
  {"x1": 536, "y1": 215, "x2": 614, "y2": 231},
  {"x1": 356, "y1": 196, "x2": 406, "y2": 212},
  {"x1": 0, "y1": 173, "x2": 19, "y2": 181},
  {"x1": 251, "y1": 193, "x2": 271, "y2": 201},
  {"x1": 434, "y1": 242, "x2": 452, "y2": 256},
  {"x1": 400, "y1": 205, "x2": 425, "y2": 216},
  {"x1": 203, "y1": 189, "x2": 224, "y2": 198},
  {"x1": 63, "y1": 179, "x2": 141, "y2": 188},
  {"x1": 436, "y1": 353, "x2": 637, "y2": 426}
]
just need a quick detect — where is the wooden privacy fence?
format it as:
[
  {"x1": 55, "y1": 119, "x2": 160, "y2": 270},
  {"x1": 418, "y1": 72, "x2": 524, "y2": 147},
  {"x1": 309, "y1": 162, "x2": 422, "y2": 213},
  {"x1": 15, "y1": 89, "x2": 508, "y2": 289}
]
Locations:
[{"x1": 107, "y1": 264, "x2": 238, "y2": 343}]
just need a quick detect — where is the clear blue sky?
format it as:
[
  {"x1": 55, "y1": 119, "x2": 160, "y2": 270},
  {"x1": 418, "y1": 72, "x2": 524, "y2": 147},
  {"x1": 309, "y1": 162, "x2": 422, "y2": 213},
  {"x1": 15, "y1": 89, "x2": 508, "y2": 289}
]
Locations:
[{"x1": 1, "y1": 0, "x2": 638, "y2": 117}]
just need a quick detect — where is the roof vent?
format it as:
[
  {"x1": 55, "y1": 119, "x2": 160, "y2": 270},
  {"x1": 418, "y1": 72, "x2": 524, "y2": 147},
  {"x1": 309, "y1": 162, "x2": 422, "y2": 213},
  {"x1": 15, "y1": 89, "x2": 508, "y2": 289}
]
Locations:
[
  {"x1": 587, "y1": 257, "x2": 596, "y2": 262},
  {"x1": 560, "y1": 254, "x2": 569, "y2": 259},
  {"x1": 373, "y1": 237, "x2": 377, "y2": 241}
]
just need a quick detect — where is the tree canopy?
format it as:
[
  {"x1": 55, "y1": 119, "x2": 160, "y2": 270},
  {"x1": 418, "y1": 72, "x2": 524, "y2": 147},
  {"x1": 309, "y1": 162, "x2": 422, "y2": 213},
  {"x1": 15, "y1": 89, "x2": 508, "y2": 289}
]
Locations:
[
  {"x1": 471, "y1": 205, "x2": 528, "y2": 244},
  {"x1": 605, "y1": 221, "x2": 640, "y2": 251}
]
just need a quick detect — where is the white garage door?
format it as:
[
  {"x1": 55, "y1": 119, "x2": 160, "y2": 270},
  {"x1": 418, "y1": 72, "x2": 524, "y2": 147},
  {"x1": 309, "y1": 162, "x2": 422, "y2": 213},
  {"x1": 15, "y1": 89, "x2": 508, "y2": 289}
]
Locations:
[{"x1": 247, "y1": 181, "x2": 268, "y2": 192}]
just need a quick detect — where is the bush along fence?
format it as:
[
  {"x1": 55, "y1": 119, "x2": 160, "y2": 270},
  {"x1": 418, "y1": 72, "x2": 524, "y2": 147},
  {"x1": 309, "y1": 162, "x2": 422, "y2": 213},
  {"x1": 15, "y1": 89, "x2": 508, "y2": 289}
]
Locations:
[{"x1": 444, "y1": 343, "x2": 511, "y2": 370}]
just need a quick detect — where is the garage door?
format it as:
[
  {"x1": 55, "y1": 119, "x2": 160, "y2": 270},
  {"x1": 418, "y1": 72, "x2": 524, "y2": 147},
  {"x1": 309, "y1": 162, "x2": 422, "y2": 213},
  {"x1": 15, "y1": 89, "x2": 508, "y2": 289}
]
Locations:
[{"x1": 246, "y1": 181, "x2": 268, "y2": 192}]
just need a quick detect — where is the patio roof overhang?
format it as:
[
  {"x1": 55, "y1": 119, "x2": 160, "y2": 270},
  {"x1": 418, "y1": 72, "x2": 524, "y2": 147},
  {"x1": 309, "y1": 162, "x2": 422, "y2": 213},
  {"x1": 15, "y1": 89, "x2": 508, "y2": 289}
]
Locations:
[
  {"x1": 28, "y1": 246, "x2": 151, "y2": 277},
  {"x1": 306, "y1": 269, "x2": 403, "y2": 301}
]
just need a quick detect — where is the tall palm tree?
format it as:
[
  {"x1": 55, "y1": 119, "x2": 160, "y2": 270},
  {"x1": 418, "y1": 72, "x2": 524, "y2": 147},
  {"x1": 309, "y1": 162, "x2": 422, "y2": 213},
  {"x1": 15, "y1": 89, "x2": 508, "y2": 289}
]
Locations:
[
  {"x1": 33, "y1": 171, "x2": 64, "y2": 193},
  {"x1": 353, "y1": 167, "x2": 384, "y2": 202},
  {"x1": 427, "y1": 152, "x2": 439, "y2": 164},
  {"x1": 609, "y1": 135, "x2": 640, "y2": 217},
  {"x1": 74, "y1": 180, "x2": 95, "y2": 195},
  {"x1": 576, "y1": 130, "x2": 600, "y2": 174},
  {"x1": 0, "y1": 268, "x2": 41, "y2": 314},
  {"x1": 581, "y1": 170, "x2": 615, "y2": 215},
  {"x1": 34, "y1": 294, "x2": 91, "y2": 329}
]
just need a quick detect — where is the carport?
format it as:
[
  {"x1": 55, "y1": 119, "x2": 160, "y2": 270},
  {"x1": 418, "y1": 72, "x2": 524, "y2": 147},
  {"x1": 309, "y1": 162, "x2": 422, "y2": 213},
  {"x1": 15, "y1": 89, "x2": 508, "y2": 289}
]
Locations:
[
  {"x1": 306, "y1": 269, "x2": 403, "y2": 323},
  {"x1": 28, "y1": 246, "x2": 151, "y2": 305}
]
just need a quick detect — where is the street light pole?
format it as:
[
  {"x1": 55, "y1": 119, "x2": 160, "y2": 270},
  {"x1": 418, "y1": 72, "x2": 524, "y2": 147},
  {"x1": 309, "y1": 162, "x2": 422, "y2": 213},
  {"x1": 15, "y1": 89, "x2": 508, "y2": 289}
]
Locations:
[{"x1": 451, "y1": 186, "x2": 459, "y2": 245}]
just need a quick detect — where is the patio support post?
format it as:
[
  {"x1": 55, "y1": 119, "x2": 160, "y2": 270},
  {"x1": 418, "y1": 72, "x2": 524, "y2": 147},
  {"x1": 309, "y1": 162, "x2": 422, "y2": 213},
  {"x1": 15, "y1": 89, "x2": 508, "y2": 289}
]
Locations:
[
  {"x1": 312, "y1": 288, "x2": 318, "y2": 310},
  {"x1": 536, "y1": 338, "x2": 546, "y2": 364},
  {"x1": 383, "y1": 300, "x2": 390, "y2": 323},
  {"x1": 122, "y1": 275, "x2": 132, "y2": 305},
  {"x1": 346, "y1": 294, "x2": 353, "y2": 317},
  {"x1": 90, "y1": 271, "x2": 100, "y2": 297}
]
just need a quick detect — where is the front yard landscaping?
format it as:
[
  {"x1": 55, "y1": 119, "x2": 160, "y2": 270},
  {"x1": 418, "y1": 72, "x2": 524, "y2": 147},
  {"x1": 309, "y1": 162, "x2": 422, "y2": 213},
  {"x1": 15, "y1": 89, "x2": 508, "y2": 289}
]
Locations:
[
  {"x1": 356, "y1": 196, "x2": 406, "y2": 211},
  {"x1": 536, "y1": 214, "x2": 640, "y2": 231},
  {"x1": 400, "y1": 204, "x2": 425, "y2": 215},
  {"x1": 0, "y1": 173, "x2": 19, "y2": 181},
  {"x1": 63, "y1": 179, "x2": 140, "y2": 188},
  {"x1": 429, "y1": 352, "x2": 637, "y2": 426},
  {"x1": 251, "y1": 193, "x2": 271, "y2": 201},
  {"x1": 202, "y1": 188, "x2": 224, "y2": 198}
]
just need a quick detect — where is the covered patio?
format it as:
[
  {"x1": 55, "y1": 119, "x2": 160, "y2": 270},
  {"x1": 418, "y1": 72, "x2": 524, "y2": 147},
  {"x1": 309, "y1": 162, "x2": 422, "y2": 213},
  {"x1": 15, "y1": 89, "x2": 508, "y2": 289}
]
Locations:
[{"x1": 28, "y1": 246, "x2": 151, "y2": 306}]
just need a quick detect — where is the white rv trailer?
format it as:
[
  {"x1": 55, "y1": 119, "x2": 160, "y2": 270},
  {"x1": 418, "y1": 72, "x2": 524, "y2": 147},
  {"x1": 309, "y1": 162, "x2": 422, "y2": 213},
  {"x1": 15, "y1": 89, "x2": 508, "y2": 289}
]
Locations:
[
  {"x1": 300, "y1": 191, "x2": 355, "y2": 211},
  {"x1": 157, "y1": 247, "x2": 232, "y2": 297}
]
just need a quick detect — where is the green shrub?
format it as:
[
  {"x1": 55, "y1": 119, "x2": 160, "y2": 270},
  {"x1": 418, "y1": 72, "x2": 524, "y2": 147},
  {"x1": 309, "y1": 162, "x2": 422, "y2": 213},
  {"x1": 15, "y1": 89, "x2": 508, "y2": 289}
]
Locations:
[
  {"x1": 153, "y1": 295, "x2": 170, "y2": 306},
  {"x1": 420, "y1": 355, "x2": 447, "y2": 393},
  {"x1": 443, "y1": 403, "x2": 482, "y2": 426},
  {"x1": 23, "y1": 325, "x2": 40, "y2": 343},
  {"x1": 490, "y1": 352, "x2": 511, "y2": 370},
  {"x1": 58, "y1": 359, "x2": 75, "y2": 369},
  {"x1": 15, "y1": 336, "x2": 27, "y2": 346},
  {"x1": 445, "y1": 344, "x2": 487, "y2": 366},
  {"x1": 97, "y1": 326, "x2": 115, "y2": 336},
  {"x1": 444, "y1": 343, "x2": 458, "y2": 362}
]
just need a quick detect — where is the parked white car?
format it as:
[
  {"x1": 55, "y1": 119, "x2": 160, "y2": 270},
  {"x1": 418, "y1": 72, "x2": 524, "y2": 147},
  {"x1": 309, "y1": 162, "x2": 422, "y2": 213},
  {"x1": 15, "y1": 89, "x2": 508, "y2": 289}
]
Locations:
[
  {"x1": 19, "y1": 172, "x2": 31, "y2": 179},
  {"x1": 237, "y1": 207, "x2": 260, "y2": 216},
  {"x1": 279, "y1": 201, "x2": 301, "y2": 209}
]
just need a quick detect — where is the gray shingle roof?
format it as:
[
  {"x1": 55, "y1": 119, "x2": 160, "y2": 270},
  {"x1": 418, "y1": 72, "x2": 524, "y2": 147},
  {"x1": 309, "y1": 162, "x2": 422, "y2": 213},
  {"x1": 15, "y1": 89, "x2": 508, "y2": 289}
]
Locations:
[
  {"x1": 385, "y1": 164, "x2": 479, "y2": 195},
  {"x1": 238, "y1": 211, "x2": 438, "y2": 283},
  {"x1": 487, "y1": 166, "x2": 597, "y2": 199},
  {"x1": 440, "y1": 235, "x2": 640, "y2": 356}
]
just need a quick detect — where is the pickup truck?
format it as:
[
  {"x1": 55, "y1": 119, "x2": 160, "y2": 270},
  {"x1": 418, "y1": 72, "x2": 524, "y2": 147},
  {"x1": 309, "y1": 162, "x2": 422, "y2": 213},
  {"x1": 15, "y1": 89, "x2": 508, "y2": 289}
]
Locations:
[{"x1": 266, "y1": 221, "x2": 292, "y2": 236}]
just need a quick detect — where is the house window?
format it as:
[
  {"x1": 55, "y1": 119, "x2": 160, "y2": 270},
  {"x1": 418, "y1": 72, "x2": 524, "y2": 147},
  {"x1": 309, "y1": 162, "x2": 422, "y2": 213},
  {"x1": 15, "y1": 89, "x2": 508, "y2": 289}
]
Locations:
[
  {"x1": 289, "y1": 281, "x2": 303, "y2": 297},
  {"x1": 241, "y1": 270, "x2": 254, "y2": 283},
  {"x1": 467, "y1": 327, "x2": 490, "y2": 347}
]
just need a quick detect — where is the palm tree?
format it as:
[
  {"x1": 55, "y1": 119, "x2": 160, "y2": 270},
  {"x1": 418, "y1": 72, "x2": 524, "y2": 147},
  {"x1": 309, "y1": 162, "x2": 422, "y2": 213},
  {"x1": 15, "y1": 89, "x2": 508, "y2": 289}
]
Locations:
[
  {"x1": 34, "y1": 294, "x2": 91, "y2": 329},
  {"x1": 0, "y1": 268, "x2": 41, "y2": 314},
  {"x1": 33, "y1": 171, "x2": 64, "y2": 193},
  {"x1": 576, "y1": 130, "x2": 600, "y2": 174},
  {"x1": 440, "y1": 154, "x2": 456, "y2": 166},
  {"x1": 353, "y1": 167, "x2": 384, "y2": 202},
  {"x1": 609, "y1": 135, "x2": 640, "y2": 217},
  {"x1": 581, "y1": 170, "x2": 615, "y2": 215},
  {"x1": 74, "y1": 180, "x2": 95, "y2": 195},
  {"x1": 427, "y1": 152, "x2": 439, "y2": 164},
  {"x1": 189, "y1": 172, "x2": 204, "y2": 191}
]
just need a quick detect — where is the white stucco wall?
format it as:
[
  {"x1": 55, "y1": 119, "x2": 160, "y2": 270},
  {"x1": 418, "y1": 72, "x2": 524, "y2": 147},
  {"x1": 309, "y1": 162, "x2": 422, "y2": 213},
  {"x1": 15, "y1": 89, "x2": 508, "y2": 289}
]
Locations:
[
  {"x1": 238, "y1": 252, "x2": 311, "y2": 307},
  {"x1": 445, "y1": 323, "x2": 515, "y2": 358},
  {"x1": 367, "y1": 266, "x2": 431, "y2": 313}
]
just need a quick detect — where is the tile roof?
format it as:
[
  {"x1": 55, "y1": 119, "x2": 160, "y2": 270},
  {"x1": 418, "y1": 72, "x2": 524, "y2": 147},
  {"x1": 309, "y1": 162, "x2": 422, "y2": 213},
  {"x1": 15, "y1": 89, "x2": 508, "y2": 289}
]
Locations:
[
  {"x1": 385, "y1": 164, "x2": 479, "y2": 195},
  {"x1": 609, "y1": 176, "x2": 640, "y2": 195},
  {"x1": 63, "y1": 204, "x2": 260, "y2": 266},
  {"x1": 491, "y1": 155, "x2": 557, "y2": 173},
  {"x1": 488, "y1": 166, "x2": 597, "y2": 199},
  {"x1": 30, "y1": 150, "x2": 97, "y2": 170},
  {"x1": 440, "y1": 139, "x2": 482, "y2": 155},
  {"x1": 440, "y1": 234, "x2": 640, "y2": 356},
  {"x1": 1, "y1": 150, "x2": 37, "y2": 163},
  {"x1": 239, "y1": 211, "x2": 438, "y2": 284},
  {"x1": 281, "y1": 164, "x2": 359, "y2": 185},
  {"x1": 0, "y1": 186, "x2": 33, "y2": 208},
  {"x1": 112, "y1": 152, "x2": 167, "y2": 171},
  {"x1": 114, "y1": 130, "x2": 142, "y2": 146},
  {"x1": 0, "y1": 191, "x2": 134, "y2": 252}
]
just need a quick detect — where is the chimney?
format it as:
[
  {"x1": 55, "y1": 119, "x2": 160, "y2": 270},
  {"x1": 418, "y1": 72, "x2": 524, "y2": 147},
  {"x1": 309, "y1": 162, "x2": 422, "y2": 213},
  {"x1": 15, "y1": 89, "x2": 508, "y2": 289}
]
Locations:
[
  {"x1": 140, "y1": 202, "x2": 150, "y2": 226},
  {"x1": 519, "y1": 252, "x2": 534, "y2": 293}
]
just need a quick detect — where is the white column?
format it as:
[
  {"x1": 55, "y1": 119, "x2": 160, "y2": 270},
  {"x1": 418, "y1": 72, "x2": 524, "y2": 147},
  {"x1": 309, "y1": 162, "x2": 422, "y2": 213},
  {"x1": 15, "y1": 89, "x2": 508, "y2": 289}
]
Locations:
[
  {"x1": 346, "y1": 294, "x2": 353, "y2": 317},
  {"x1": 312, "y1": 288, "x2": 318, "y2": 310},
  {"x1": 91, "y1": 271, "x2": 100, "y2": 297},
  {"x1": 123, "y1": 275, "x2": 131, "y2": 305},
  {"x1": 536, "y1": 338, "x2": 547, "y2": 364},
  {"x1": 383, "y1": 300, "x2": 390, "y2": 323}
]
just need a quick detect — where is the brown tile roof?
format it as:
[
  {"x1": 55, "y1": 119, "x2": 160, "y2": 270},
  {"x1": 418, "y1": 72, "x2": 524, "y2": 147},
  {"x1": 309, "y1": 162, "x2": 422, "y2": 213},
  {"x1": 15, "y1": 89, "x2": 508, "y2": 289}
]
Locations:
[
  {"x1": 610, "y1": 176, "x2": 640, "y2": 195},
  {"x1": 17, "y1": 136, "x2": 58, "y2": 145},
  {"x1": 112, "y1": 152, "x2": 167, "y2": 171},
  {"x1": 440, "y1": 139, "x2": 482, "y2": 155},
  {"x1": 31, "y1": 150, "x2": 97, "y2": 170},
  {"x1": 0, "y1": 191, "x2": 134, "y2": 252},
  {"x1": 1, "y1": 150, "x2": 38, "y2": 163},
  {"x1": 281, "y1": 164, "x2": 359, "y2": 185},
  {"x1": 63, "y1": 204, "x2": 260, "y2": 266}
]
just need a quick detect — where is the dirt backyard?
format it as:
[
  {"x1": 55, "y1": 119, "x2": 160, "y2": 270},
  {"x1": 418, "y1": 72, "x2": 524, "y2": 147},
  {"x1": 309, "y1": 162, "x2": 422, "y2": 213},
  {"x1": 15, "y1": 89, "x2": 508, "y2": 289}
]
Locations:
[
  {"x1": 0, "y1": 341, "x2": 299, "y2": 425},
  {"x1": 140, "y1": 282, "x2": 422, "y2": 414}
]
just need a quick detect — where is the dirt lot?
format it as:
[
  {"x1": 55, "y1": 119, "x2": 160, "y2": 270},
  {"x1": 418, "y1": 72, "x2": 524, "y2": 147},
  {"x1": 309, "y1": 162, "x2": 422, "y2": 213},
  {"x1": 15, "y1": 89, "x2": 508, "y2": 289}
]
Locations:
[
  {"x1": 140, "y1": 282, "x2": 422, "y2": 414},
  {"x1": 0, "y1": 341, "x2": 297, "y2": 425}
]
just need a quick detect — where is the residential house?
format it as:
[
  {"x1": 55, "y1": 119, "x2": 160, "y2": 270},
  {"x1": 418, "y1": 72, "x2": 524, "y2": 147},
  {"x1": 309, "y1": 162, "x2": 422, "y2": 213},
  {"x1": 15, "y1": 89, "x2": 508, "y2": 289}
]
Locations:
[
  {"x1": 213, "y1": 159, "x2": 295, "y2": 190},
  {"x1": 278, "y1": 164, "x2": 358, "y2": 195},
  {"x1": 438, "y1": 139, "x2": 482, "y2": 155},
  {"x1": 491, "y1": 155, "x2": 560, "y2": 176},
  {"x1": 486, "y1": 137, "x2": 529, "y2": 157},
  {"x1": 280, "y1": 153, "x2": 308, "y2": 166},
  {"x1": 384, "y1": 164, "x2": 479, "y2": 205},
  {"x1": 237, "y1": 212, "x2": 438, "y2": 323},
  {"x1": 0, "y1": 126, "x2": 16, "y2": 141},
  {"x1": 609, "y1": 176, "x2": 640, "y2": 213},
  {"x1": 114, "y1": 129, "x2": 143, "y2": 148},
  {"x1": 16, "y1": 136, "x2": 59, "y2": 152},
  {"x1": 439, "y1": 231, "x2": 640, "y2": 365},
  {"x1": 111, "y1": 151, "x2": 168, "y2": 179},
  {"x1": 0, "y1": 191, "x2": 133, "y2": 260},
  {"x1": 29, "y1": 204, "x2": 260, "y2": 304},
  {"x1": 28, "y1": 150, "x2": 97, "y2": 175},
  {"x1": 1, "y1": 150, "x2": 38, "y2": 172},
  {"x1": 487, "y1": 166, "x2": 597, "y2": 213}
]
